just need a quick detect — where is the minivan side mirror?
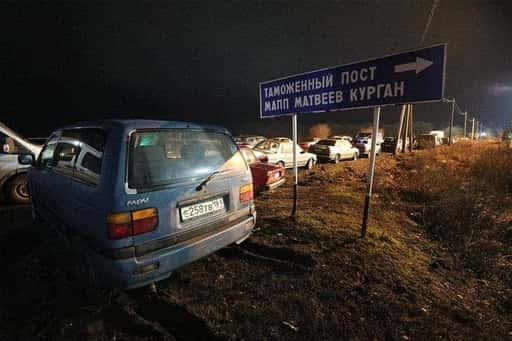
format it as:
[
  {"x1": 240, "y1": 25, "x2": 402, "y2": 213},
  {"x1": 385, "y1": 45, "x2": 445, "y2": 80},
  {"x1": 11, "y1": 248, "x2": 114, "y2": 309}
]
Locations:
[{"x1": 18, "y1": 153, "x2": 35, "y2": 165}]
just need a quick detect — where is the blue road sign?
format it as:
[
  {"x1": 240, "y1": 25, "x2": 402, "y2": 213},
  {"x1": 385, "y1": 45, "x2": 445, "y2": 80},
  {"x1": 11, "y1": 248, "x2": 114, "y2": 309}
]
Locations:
[{"x1": 259, "y1": 44, "x2": 446, "y2": 118}]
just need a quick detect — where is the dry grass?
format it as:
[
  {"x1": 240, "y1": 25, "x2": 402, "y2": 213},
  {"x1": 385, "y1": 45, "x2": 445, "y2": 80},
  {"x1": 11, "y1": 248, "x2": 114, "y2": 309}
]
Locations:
[{"x1": 397, "y1": 141, "x2": 512, "y2": 313}]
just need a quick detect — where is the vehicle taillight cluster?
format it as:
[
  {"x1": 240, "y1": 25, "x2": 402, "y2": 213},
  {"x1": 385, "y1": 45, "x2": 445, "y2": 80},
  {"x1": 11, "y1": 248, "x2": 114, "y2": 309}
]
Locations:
[
  {"x1": 107, "y1": 208, "x2": 158, "y2": 239},
  {"x1": 240, "y1": 184, "x2": 254, "y2": 203},
  {"x1": 266, "y1": 170, "x2": 278, "y2": 184}
]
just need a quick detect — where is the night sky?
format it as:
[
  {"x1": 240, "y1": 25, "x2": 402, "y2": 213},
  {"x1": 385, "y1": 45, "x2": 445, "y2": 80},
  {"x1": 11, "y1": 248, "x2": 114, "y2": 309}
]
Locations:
[{"x1": 1, "y1": 1, "x2": 511, "y2": 137}]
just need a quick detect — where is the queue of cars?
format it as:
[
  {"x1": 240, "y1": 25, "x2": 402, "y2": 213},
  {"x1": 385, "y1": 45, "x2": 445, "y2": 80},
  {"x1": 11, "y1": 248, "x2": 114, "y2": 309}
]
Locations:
[
  {"x1": 8, "y1": 120, "x2": 457, "y2": 290},
  {"x1": 4, "y1": 123, "x2": 372, "y2": 290}
]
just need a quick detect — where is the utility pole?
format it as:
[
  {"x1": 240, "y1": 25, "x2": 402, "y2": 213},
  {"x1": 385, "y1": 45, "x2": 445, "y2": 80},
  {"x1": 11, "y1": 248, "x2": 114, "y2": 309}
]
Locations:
[
  {"x1": 463, "y1": 112, "x2": 467, "y2": 138},
  {"x1": 402, "y1": 105, "x2": 410, "y2": 153},
  {"x1": 476, "y1": 120, "x2": 479, "y2": 140},
  {"x1": 471, "y1": 118, "x2": 476, "y2": 140},
  {"x1": 395, "y1": 105, "x2": 406, "y2": 154},
  {"x1": 449, "y1": 98, "x2": 455, "y2": 144}
]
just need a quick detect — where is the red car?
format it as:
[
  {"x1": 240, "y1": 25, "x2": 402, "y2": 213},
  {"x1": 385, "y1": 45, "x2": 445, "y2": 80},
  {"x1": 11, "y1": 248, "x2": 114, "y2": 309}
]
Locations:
[{"x1": 240, "y1": 147, "x2": 285, "y2": 193}]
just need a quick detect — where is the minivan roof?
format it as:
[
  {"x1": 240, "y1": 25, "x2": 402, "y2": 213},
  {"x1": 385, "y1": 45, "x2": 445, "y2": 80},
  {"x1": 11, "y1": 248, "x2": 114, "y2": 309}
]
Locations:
[{"x1": 58, "y1": 119, "x2": 229, "y2": 134}]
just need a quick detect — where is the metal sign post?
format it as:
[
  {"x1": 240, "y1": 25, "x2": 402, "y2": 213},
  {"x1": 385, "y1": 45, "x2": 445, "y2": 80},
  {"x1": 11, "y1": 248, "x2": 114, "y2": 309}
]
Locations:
[
  {"x1": 292, "y1": 114, "x2": 298, "y2": 216},
  {"x1": 361, "y1": 106, "x2": 381, "y2": 238},
  {"x1": 409, "y1": 105, "x2": 414, "y2": 151}
]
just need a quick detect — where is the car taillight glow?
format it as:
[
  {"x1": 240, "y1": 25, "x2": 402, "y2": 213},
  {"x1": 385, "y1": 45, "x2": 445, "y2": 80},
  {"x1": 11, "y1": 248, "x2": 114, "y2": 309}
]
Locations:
[
  {"x1": 107, "y1": 208, "x2": 158, "y2": 239},
  {"x1": 240, "y1": 184, "x2": 254, "y2": 203},
  {"x1": 266, "y1": 171, "x2": 279, "y2": 184},
  {"x1": 108, "y1": 222, "x2": 132, "y2": 239},
  {"x1": 133, "y1": 215, "x2": 158, "y2": 235}
]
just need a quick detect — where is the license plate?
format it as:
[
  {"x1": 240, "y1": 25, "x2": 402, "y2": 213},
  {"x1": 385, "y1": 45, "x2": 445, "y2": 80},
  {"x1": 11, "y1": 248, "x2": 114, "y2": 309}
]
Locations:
[{"x1": 180, "y1": 197, "x2": 225, "y2": 221}]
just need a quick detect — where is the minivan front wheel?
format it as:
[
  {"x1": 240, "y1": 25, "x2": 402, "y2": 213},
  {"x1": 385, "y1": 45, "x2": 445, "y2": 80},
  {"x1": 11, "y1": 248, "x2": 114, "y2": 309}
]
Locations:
[{"x1": 5, "y1": 174, "x2": 30, "y2": 204}]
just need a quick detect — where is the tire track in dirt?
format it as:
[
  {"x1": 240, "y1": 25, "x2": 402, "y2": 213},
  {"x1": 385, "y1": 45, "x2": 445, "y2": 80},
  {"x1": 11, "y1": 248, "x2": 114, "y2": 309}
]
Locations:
[
  {"x1": 119, "y1": 291, "x2": 223, "y2": 341},
  {"x1": 217, "y1": 240, "x2": 317, "y2": 274}
]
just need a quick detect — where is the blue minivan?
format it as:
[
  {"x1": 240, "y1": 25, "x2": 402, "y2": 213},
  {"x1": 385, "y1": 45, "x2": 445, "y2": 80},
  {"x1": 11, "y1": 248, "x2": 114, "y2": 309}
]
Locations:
[{"x1": 21, "y1": 120, "x2": 256, "y2": 289}]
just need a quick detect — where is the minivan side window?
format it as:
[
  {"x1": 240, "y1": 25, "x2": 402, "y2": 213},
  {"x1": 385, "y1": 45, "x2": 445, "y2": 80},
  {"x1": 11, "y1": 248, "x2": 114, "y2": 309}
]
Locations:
[
  {"x1": 62, "y1": 128, "x2": 107, "y2": 186},
  {"x1": 53, "y1": 141, "x2": 81, "y2": 176},
  {"x1": 38, "y1": 132, "x2": 61, "y2": 168},
  {"x1": 39, "y1": 142, "x2": 57, "y2": 168}
]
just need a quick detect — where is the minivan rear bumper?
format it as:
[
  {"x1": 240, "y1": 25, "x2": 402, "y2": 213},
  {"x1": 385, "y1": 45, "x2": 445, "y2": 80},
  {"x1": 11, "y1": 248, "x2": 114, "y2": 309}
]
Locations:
[{"x1": 88, "y1": 213, "x2": 256, "y2": 289}]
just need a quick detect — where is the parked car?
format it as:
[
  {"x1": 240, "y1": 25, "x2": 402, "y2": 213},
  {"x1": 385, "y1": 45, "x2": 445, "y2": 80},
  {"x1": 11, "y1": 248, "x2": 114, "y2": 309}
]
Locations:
[
  {"x1": 354, "y1": 132, "x2": 382, "y2": 156},
  {"x1": 21, "y1": 120, "x2": 256, "y2": 289},
  {"x1": 252, "y1": 138, "x2": 316, "y2": 169},
  {"x1": 298, "y1": 137, "x2": 321, "y2": 151},
  {"x1": 381, "y1": 137, "x2": 411, "y2": 153},
  {"x1": 308, "y1": 139, "x2": 359, "y2": 163},
  {"x1": 0, "y1": 122, "x2": 42, "y2": 203},
  {"x1": 330, "y1": 135, "x2": 353, "y2": 143},
  {"x1": 381, "y1": 137, "x2": 398, "y2": 153},
  {"x1": 234, "y1": 135, "x2": 266, "y2": 148},
  {"x1": 239, "y1": 146, "x2": 285, "y2": 193},
  {"x1": 417, "y1": 134, "x2": 437, "y2": 149}
]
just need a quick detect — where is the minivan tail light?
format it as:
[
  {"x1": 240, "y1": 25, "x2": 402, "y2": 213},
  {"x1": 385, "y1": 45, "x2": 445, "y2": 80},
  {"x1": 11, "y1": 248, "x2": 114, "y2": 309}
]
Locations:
[
  {"x1": 107, "y1": 208, "x2": 158, "y2": 239},
  {"x1": 107, "y1": 212, "x2": 132, "y2": 239},
  {"x1": 132, "y1": 208, "x2": 158, "y2": 235},
  {"x1": 108, "y1": 222, "x2": 132, "y2": 239},
  {"x1": 240, "y1": 184, "x2": 254, "y2": 203}
]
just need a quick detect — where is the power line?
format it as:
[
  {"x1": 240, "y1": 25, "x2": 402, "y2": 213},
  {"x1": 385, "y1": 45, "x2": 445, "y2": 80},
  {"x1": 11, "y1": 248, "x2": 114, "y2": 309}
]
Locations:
[{"x1": 420, "y1": 0, "x2": 440, "y2": 45}]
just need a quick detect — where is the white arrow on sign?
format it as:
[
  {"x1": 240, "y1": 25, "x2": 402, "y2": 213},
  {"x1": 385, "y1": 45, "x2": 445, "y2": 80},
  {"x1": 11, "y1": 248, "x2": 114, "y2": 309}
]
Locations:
[{"x1": 394, "y1": 57, "x2": 433, "y2": 74}]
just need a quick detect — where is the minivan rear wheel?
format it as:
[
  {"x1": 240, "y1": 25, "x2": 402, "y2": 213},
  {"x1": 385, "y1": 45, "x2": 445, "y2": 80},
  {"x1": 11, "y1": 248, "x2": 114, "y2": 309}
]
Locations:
[
  {"x1": 334, "y1": 154, "x2": 341, "y2": 164},
  {"x1": 5, "y1": 174, "x2": 30, "y2": 204}
]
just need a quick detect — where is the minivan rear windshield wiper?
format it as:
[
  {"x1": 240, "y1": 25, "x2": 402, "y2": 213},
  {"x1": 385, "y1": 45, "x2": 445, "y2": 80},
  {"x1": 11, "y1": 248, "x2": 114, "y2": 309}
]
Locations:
[{"x1": 195, "y1": 168, "x2": 232, "y2": 191}]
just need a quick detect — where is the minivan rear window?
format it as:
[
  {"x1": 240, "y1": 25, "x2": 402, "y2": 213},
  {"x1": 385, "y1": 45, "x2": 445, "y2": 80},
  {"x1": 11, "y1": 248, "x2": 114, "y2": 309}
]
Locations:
[{"x1": 128, "y1": 129, "x2": 244, "y2": 190}]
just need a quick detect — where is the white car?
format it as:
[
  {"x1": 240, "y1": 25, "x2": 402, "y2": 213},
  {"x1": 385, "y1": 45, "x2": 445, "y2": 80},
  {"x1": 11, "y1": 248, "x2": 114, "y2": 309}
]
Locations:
[
  {"x1": 354, "y1": 133, "x2": 383, "y2": 156},
  {"x1": 331, "y1": 135, "x2": 353, "y2": 143},
  {"x1": 0, "y1": 122, "x2": 43, "y2": 203},
  {"x1": 252, "y1": 138, "x2": 317, "y2": 169},
  {"x1": 234, "y1": 135, "x2": 266, "y2": 148},
  {"x1": 308, "y1": 139, "x2": 359, "y2": 163}
]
